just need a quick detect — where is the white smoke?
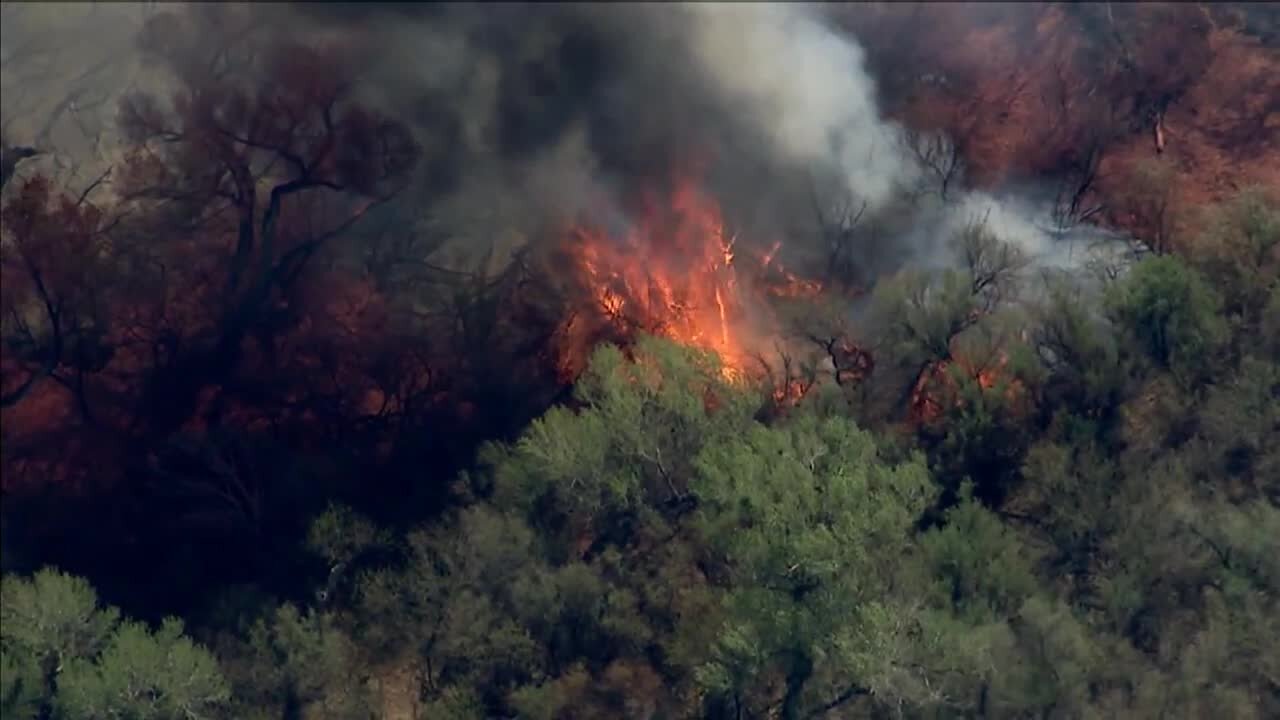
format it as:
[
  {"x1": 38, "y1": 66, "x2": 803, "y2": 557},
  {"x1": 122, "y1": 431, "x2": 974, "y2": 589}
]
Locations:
[
  {"x1": 948, "y1": 192, "x2": 1075, "y2": 266},
  {"x1": 679, "y1": 3, "x2": 1128, "y2": 273},
  {"x1": 945, "y1": 191, "x2": 1135, "y2": 271},
  {"x1": 682, "y1": 4, "x2": 917, "y2": 214}
]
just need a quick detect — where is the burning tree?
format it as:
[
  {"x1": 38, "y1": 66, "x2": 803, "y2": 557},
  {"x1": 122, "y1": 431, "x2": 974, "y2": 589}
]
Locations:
[{"x1": 556, "y1": 173, "x2": 823, "y2": 389}]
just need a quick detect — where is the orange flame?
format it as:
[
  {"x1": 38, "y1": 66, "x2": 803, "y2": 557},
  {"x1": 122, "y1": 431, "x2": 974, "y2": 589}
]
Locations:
[
  {"x1": 910, "y1": 352, "x2": 1024, "y2": 425},
  {"x1": 560, "y1": 175, "x2": 820, "y2": 382}
]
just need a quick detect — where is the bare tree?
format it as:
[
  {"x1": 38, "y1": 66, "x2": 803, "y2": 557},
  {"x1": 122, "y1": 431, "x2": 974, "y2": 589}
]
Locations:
[
  {"x1": 811, "y1": 334, "x2": 875, "y2": 389},
  {"x1": 1049, "y1": 141, "x2": 1106, "y2": 238},
  {"x1": 144, "y1": 432, "x2": 267, "y2": 540},
  {"x1": 808, "y1": 178, "x2": 868, "y2": 289},
  {"x1": 901, "y1": 129, "x2": 965, "y2": 203},
  {"x1": 957, "y1": 217, "x2": 1031, "y2": 317}
]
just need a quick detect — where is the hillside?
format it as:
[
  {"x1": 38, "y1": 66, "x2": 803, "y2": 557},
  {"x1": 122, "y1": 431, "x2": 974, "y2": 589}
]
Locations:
[{"x1": 2, "y1": 4, "x2": 1277, "y2": 719}]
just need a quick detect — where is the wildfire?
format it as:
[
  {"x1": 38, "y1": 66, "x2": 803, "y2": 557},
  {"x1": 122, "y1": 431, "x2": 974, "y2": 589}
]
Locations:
[
  {"x1": 559, "y1": 175, "x2": 820, "y2": 382},
  {"x1": 910, "y1": 353, "x2": 1024, "y2": 425},
  {"x1": 554, "y1": 174, "x2": 1022, "y2": 426}
]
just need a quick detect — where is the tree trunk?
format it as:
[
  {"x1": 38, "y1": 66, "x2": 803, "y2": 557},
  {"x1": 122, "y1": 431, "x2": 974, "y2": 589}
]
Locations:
[{"x1": 780, "y1": 652, "x2": 814, "y2": 720}]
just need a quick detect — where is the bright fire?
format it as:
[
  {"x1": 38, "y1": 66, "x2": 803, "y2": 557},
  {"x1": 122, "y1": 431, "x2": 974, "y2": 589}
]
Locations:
[
  {"x1": 559, "y1": 175, "x2": 819, "y2": 382},
  {"x1": 554, "y1": 175, "x2": 1023, "y2": 427}
]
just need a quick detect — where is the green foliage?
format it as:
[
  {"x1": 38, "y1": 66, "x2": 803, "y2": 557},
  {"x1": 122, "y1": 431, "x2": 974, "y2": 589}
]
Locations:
[
  {"x1": 307, "y1": 277, "x2": 1278, "y2": 718},
  {"x1": 0, "y1": 644, "x2": 42, "y2": 719},
  {"x1": 421, "y1": 686, "x2": 486, "y2": 720},
  {"x1": 872, "y1": 221, "x2": 1027, "y2": 367},
  {"x1": 692, "y1": 412, "x2": 937, "y2": 717},
  {"x1": 1018, "y1": 440, "x2": 1121, "y2": 585},
  {"x1": 1105, "y1": 253, "x2": 1227, "y2": 381},
  {"x1": 225, "y1": 603, "x2": 371, "y2": 719},
  {"x1": 1005, "y1": 596, "x2": 1108, "y2": 714},
  {"x1": 694, "y1": 413, "x2": 933, "y2": 599},
  {"x1": 1186, "y1": 356, "x2": 1280, "y2": 497},
  {"x1": 0, "y1": 569, "x2": 227, "y2": 719},
  {"x1": 1262, "y1": 283, "x2": 1280, "y2": 350},
  {"x1": 352, "y1": 507, "x2": 546, "y2": 705},
  {"x1": 875, "y1": 268, "x2": 983, "y2": 362},
  {"x1": 306, "y1": 503, "x2": 391, "y2": 569},
  {"x1": 0, "y1": 569, "x2": 119, "y2": 680},
  {"x1": 56, "y1": 618, "x2": 229, "y2": 719},
  {"x1": 919, "y1": 488, "x2": 1039, "y2": 621},
  {"x1": 1033, "y1": 271, "x2": 1130, "y2": 431},
  {"x1": 1193, "y1": 188, "x2": 1280, "y2": 334},
  {"x1": 10, "y1": 186, "x2": 1280, "y2": 719},
  {"x1": 489, "y1": 336, "x2": 756, "y2": 545}
]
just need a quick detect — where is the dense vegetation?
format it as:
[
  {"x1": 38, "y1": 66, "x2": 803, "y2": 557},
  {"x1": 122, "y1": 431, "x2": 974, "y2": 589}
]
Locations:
[
  {"x1": 2, "y1": 4, "x2": 1278, "y2": 719},
  {"x1": 4, "y1": 189, "x2": 1277, "y2": 718}
]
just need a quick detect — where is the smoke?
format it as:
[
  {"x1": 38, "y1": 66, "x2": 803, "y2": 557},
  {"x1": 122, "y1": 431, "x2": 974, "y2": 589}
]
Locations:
[
  {"x1": 681, "y1": 4, "x2": 917, "y2": 213},
  {"x1": 1, "y1": 2, "x2": 1123, "y2": 278},
  {"x1": 0, "y1": 3, "x2": 153, "y2": 189}
]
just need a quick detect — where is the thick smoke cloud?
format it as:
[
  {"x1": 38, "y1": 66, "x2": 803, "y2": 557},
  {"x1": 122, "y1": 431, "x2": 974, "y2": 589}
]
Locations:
[
  {"x1": 286, "y1": 3, "x2": 905, "y2": 268},
  {"x1": 3, "y1": 2, "x2": 1117, "y2": 278},
  {"x1": 301, "y1": 1, "x2": 1110, "y2": 274}
]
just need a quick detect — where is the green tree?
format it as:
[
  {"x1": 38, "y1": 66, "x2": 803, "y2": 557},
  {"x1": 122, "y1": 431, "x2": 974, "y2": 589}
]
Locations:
[
  {"x1": 918, "y1": 488, "x2": 1039, "y2": 623},
  {"x1": 0, "y1": 569, "x2": 119, "y2": 710},
  {"x1": 352, "y1": 504, "x2": 672, "y2": 715},
  {"x1": 487, "y1": 336, "x2": 758, "y2": 553},
  {"x1": 865, "y1": 220, "x2": 1029, "y2": 424},
  {"x1": 56, "y1": 618, "x2": 229, "y2": 720},
  {"x1": 0, "y1": 569, "x2": 227, "y2": 719},
  {"x1": 920, "y1": 320, "x2": 1041, "y2": 507},
  {"x1": 225, "y1": 603, "x2": 372, "y2": 720},
  {"x1": 691, "y1": 411, "x2": 938, "y2": 718},
  {"x1": 0, "y1": 645, "x2": 42, "y2": 719},
  {"x1": 1031, "y1": 271, "x2": 1130, "y2": 441},
  {"x1": 1185, "y1": 356, "x2": 1280, "y2": 500},
  {"x1": 1192, "y1": 188, "x2": 1280, "y2": 337},
  {"x1": 1105, "y1": 254, "x2": 1226, "y2": 382}
]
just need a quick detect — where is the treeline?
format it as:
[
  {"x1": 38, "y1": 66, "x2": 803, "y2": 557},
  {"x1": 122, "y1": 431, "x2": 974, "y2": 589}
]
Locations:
[{"x1": 4, "y1": 189, "x2": 1276, "y2": 718}]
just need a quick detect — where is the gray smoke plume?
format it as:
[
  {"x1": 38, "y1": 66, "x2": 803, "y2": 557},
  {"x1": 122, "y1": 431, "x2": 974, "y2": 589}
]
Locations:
[{"x1": 2, "y1": 2, "x2": 1124, "y2": 279}]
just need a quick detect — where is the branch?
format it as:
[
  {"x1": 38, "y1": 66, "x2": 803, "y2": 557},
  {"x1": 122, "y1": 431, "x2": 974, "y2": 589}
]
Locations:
[
  {"x1": 213, "y1": 123, "x2": 312, "y2": 179},
  {"x1": 1, "y1": 368, "x2": 51, "y2": 408},
  {"x1": 1, "y1": 259, "x2": 64, "y2": 408},
  {"x1": 75, "y1": 167, "x2": 113, "y2": 207},
  {"x1": 272, "y1": 190, "x2": 399, "y2": 291},
  {"x1": 805, "y1": 685, "x2": 871, "y2": 719}
]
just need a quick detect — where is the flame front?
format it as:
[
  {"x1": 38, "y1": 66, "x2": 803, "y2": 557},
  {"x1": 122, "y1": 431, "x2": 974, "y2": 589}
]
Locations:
[
  {"x1": 556, "y1": 174, "x2": 829, "y2": 389},
  {"x1": 562, "y1": 178, "x2": 751, "y2": 379}
]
